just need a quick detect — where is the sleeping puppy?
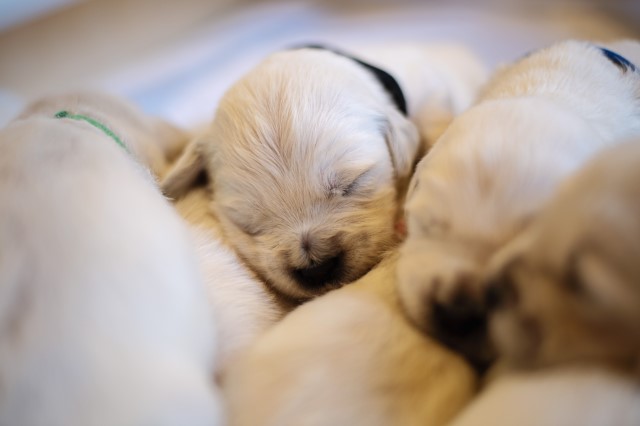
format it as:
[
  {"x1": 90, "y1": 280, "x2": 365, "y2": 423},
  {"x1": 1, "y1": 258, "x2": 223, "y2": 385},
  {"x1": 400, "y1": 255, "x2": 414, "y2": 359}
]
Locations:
[
  {"x1": 173, "y1": 187, "x2": 288, "y2": 374},
  {"x1": 397, "y1": 39, "x2": 640, "y2": 369},
  {"x1": 223, "y1": 251, "x2": 477, "y2": 426},
  {"x1": 484, "y1": 140, "x2": 640, "y2": 376},
  {"x1": 0, "y1": 92, "x2": 222, "y2": 426},
  {"x1": 162, "y1": 43, "x2": 486, "y2": 301}
]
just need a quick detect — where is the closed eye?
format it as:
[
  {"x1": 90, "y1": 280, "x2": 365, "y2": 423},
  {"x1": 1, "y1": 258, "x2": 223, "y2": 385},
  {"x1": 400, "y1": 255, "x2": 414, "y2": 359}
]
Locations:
[
  {"x1": 328, "y1": 167, "x2": 374, "y2": 198},
  {"x1": 223, "y1": 209, "x2": 263, "y2": 237}
]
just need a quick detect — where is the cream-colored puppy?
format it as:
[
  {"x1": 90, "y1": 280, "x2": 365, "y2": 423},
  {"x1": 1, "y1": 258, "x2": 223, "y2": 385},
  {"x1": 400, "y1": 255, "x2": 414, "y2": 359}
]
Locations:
[
  {"x1": 162, "y1": 43, "x2": 486, "y2": 301},
  {"x1": 0, "y1": 92, "x2": 223, "y2": 426},
  {"x1": 484, "y1": 140, "x2": 640, "y2": 376},
  {"x1": 173, "y1": 187, "x2": 288, "y2": 373},
  {"x1": 450, "y1": 367, "x2": 640, "y2": 426},
  {"x1": 223, "y1": 251, "x2": 477, "y2": 426},
  {"x1": 397, "y1": 40, "x2": 640, "y2": 368}
]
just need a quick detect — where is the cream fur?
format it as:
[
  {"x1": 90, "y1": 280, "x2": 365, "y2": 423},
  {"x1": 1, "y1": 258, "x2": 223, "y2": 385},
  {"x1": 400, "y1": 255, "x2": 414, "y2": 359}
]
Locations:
[
  {"x1": 450, "y1": 368, "x2": 640, "y2": 426},
  {"x1": 223, "y1": 251, "x2": 477, "y2": 426},
  {"x1": 0, "y1": 92, "x2": 223, "y2": 426},
  {"x1": 174, "y1": 188, "x2": 287, "y2": 373},
  {"x1": 354, "y1": 43, "x2": 488, "y2": 149},
  {"x1": 397, "y1": 39, "x2": 640, "y2": 365},
  {"x1": 162, "y1": 43, "x2": 486, "y2": 301},
  {"x1": 485, "y1": 140, "x2": 640, "y2": 375}
]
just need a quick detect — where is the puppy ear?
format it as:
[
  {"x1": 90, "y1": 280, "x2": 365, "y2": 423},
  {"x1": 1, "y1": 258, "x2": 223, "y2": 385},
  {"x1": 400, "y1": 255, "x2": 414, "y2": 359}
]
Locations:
[
  {"x1": 161, "y1": 135, "x2": 207, "y2": 200},
  {"x1": 152, "y1": 118, "x2": 191, "y2": 164},
  {"x1": 570, "y1": 249, "x2": 633, "y2": 314},
  {"x1": 383, "y1": 107, "x2": 421, "y2": 181}
]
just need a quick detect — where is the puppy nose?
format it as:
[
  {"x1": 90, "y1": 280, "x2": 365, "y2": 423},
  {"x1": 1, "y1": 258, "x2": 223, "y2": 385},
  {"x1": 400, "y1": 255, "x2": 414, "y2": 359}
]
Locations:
[{"x1": 292, "y1": 253, "x2": 343, "y2": 289}]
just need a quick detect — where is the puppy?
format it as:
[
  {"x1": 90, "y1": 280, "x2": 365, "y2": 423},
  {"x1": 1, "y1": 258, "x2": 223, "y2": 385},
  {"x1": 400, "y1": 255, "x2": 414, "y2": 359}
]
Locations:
[
  {"x1": 162, "y1": 43, "x2": 486, "y2": 301},
  {"x1": 173, "y1": 187, "x2": 288, "y2": 373},
  {"x1": 450, "y1": 367, "x2": 640, "y2": 426},
  {"x1": 0, "y1": 92, "x2": 223, "y2": 426},
  {"x1": 396, "y1": 40, "x2": 640, "y2": 368},
  {"x1": 223, "y1": 251, "x2": 477, "y2": 426},
  {"x1": 484, "y1": 140, "x2": 640, "y2": 376}
]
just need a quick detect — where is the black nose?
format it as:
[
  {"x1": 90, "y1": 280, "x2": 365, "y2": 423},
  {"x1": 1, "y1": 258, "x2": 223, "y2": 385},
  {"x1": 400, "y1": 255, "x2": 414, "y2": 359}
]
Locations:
[{"x1": 292, "y1": 253, "x2": 343, "y2": 289}]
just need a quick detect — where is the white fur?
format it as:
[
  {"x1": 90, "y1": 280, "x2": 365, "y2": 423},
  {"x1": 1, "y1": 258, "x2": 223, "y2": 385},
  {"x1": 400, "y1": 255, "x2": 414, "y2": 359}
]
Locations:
[
  {"x1": 0, "y1": 92, "x2": 223, "y2": 426},
  {"x1": 162, "y1": 43, "x2": 486, "y2": 301},
  {"x1": 397, "y1": 40, "x2": 640, "y2": 361},
  {"x1": 450, "y1": 368, "x2": 640, "y2": 426},
  {"x1": 354, "y1": 43, "x2": 488, "y2": 149},
  {"x1": 173, "y1": 188, "x2": 286, "y2": 373},
  {"x1": 223, "y1": 252, "x2": 476, "y2": 426}
]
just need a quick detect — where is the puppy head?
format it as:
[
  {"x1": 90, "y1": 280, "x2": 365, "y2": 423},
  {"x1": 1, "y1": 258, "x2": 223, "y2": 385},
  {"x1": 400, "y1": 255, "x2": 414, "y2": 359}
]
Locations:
[
  {"x1": 16, "y1": 91, "x2": 189, "y2": 178},
  {"x1": 485, "y1": 141, "x2": 640, "y2": 374},
  {"x1": 480, "y1": 40, "x2": 640, "y2": 142},
  {"x1": 163, "y1": 48, "x2": 419, "y2": 300},
  {"x1": 396, "y1": 98, "x2": 605, "y2": 368}
]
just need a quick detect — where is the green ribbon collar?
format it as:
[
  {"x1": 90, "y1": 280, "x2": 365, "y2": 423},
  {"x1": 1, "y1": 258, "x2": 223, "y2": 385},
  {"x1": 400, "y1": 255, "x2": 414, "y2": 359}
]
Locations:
[{"x1": 54, "y1": 110, "x2": 129, "y2": 153}]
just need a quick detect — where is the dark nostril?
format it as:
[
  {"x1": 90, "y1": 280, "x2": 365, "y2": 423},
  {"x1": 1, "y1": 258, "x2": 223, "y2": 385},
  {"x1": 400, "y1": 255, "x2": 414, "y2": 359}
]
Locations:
[{"x1": 292, "y1": 254, "x2": 343, "y2": 289}]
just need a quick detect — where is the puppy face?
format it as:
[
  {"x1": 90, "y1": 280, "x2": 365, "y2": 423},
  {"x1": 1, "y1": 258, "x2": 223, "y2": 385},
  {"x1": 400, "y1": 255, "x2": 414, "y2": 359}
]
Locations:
[
  {"x1": 397, "y1": 99, "x2": 604, "y2": 368},
  {"x1": 395, "y1": 40, "x2": 640, "y2": 368},
  {"x1": 485, "y1": 141, "x2": 640, "y2": 374},
  {"x1": 16, "y1": 91, "x2": 189, "y2": 178},
  {"x1": 164, "y1": 49, "x2": 419, "y2": 300}
]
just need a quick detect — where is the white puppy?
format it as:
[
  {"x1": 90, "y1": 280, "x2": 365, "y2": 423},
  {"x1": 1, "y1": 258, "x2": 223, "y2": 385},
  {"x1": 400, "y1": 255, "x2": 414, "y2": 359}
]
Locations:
[
  {"x1": 173, "y1": 187, "x2": 288, "y2": 373},
  {"x1": 484, "y1": 140, "x2": 640, "y2": 376},
  {"x1": 397, "y1": 40, "x2": 640, "y2": 368},
  {"x1": 162, "y1": 43, "x2": 486, "y2": 301},
  {"x1": 223, "y1": 251, "x2": 477, "y2": 426},
  {"x1": 0, "y1": 92, "x2": 223, "y2": 426}
]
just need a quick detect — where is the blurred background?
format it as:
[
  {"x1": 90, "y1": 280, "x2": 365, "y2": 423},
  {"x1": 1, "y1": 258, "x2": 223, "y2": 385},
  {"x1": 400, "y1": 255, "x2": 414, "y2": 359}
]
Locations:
[{"x1": 0, "y1": 0, "x2": 638, "y2": 129}]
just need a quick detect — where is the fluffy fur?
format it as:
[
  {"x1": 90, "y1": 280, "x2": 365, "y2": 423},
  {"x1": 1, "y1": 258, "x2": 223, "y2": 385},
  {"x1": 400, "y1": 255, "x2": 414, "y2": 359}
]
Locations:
[
  {"x1": 223, "y1": 252, "x2": 477, "y2": 426},
  {"x1": 396, "y1": 39, "x2": 640, "y2": 368},
  {"x1": 162, "y1": 43, "x2": 486, "y2": 301},
  {"x1": 450, "y1": 367, "x2": 640, "y2": 426},
  {"x1": 173, "y1": 187, "x2": 288, "y2": 373},
  {"x1": 484, "y1": 140, "x2": 640, "y2": 376},
  {"x1": 0, "y1": 92, "x2": 223, "y2": 426}
]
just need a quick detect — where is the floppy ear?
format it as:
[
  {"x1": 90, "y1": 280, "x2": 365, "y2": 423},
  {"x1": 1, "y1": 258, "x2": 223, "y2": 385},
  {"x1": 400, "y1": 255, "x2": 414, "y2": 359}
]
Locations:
[
  {"x1": 152, "y1": 118, "x2": 191, "y2": 164},
  {"x1": 161, "y1": 135, "x2": 207, "y2": 200},
  {"x1": 383, "y1": 107, "x2": 421, "y2": 181}
]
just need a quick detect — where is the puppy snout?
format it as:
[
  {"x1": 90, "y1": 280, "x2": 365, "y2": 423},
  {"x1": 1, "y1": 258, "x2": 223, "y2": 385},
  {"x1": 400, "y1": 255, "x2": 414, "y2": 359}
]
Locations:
[{"x1": 292, "y1": 253, "x2": 344, "y2": 290}]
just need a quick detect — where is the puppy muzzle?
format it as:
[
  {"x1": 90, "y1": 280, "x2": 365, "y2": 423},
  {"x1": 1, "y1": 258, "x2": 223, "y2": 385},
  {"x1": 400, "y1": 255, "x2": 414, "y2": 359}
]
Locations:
[{"x1": 291, "y1": 252, "x2": 345, "y2": 290}]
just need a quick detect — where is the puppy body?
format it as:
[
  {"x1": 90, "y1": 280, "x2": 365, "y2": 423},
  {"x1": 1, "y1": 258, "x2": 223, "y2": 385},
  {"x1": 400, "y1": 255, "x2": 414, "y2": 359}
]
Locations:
[
  {"x1": 223, "y1": 252, "x2": 476, "y2": 426},
  {"x1": 163, "y1": 43, "x2": 486, "y2": 301},
  {"x1": 174, "y1": 188, "x2": 287, "y2": 373},
  {"x1": 0, "y1": 93, "x2": 222, "y2": 425},
  {"x1": 397, "y1": 40, "x2": 640, "y2": 364},
  {"x1": 354, "y1": 43, "x2": 488, "y2": 149},
  {"x1": 450, "y1": 368, "x2": 640, "y2": 426},
  {"x1": 485, "y1": 140, "x2": 640, "y2": 375}
]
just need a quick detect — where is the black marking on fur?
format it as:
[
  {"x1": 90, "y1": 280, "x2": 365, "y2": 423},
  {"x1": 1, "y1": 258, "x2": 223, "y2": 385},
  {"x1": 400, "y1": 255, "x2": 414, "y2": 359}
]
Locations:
[
  {"x1": 293, "y1": 44, "x2": 408, "y2": 116},
  {"x1": 600, "y1": 47, "x2": 637, "y2": 73}
]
